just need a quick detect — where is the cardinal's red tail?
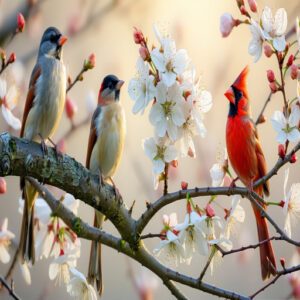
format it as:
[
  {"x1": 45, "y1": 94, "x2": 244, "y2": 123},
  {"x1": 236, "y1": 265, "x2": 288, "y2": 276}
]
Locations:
[{"x1": 252, "y1": 186, "x2": 277, "y2": 280}]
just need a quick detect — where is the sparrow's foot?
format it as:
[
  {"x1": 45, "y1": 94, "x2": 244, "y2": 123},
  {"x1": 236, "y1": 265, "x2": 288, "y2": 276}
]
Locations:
[
  {"x1": 38, "y1": 134, "x2": 48, "y2": 156},
  {"x1": 48, "y1": 137, "x2": 63, "y2": 160},
  {"x1": 228, "y1": 176, "x2": 239, "y2": 194},
  {"x1": 97, "y1": 171, "x2": 105, "y2": 192},
  {"x1": 108, "y1": 176, "x2": 122, "y2": 202}
]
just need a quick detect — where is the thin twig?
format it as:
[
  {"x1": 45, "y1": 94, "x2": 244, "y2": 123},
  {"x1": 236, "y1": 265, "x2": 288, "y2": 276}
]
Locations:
[
  {"x1": 255, "y1": 92, "x2": 272, "y2": 126},
  {"x1": 250, "y1": 274, "x2": 281, "y2": 299},
  {"x1": 5, "y1": 247, "x2": 20, "y2": 281},
  {"x1": 163, "y1": 163, "x2": 169, "y2": 195},
  {"x1": 0, "y1": 276, "x2": 21, "y2": 300},
  {"x1": 66, "y1": 67, "x2": 86, "y2": 93},
  {"x1": 140, "y1": 233, "x2": 166, "y2": 239},
  {"x1": 198, "y1": 248, "x2": 216, "y2": 282},
  {"x1": 163, "y1": 280, "x2": 188, "y2": 300}
]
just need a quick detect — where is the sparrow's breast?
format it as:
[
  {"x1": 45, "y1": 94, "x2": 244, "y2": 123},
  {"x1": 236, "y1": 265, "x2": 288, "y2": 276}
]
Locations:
[
  {"x1": 24, "y1": 57, "x2": 66, "y2": 141},
  {"x1": 90, "y1": 102, "x2": 126, "y2": 178}
]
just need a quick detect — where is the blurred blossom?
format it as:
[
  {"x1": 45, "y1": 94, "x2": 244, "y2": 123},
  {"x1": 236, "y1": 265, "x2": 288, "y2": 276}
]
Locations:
[
  {"x1": 19, "y1": 260, "x2": 31, "y2": 285},
  {"x1": 49, "y1": 250, "x2": 79, "y2": 285},
  {"x1": 261, "y1": 6, "x2": 287, "y2": 52},
  {"x1": 271, "y1": 105, "x2": 300, "y2": 144},
  {"x1": 283, "y1": 169, "x2": 300, "y2": 239},
  {"x1": 133, "y1": 269, "x2": 158, "y2": 300},
  {"x1": 67, "y1": 13, "x2": 82, "y2": 36},
  {"x1": 224, "y1": 196, "x2": 245, "y2": 239},
  {"x1": 0, "y1": 78, "x2": 21, "y2": 130},
  {"x1": 163, "y1": 213, "x2": 178, "y2": 228},
  {"x1": 67, "y1": 268, "x2": 97, "y2": 300},
  {"x1": 247, "y1": 0, "x2": 257, "y2": 13},
  {"x1": 128, "y1": 58, "x2": 156, "y2": 114},
  {"x1": 85, "y1": 90, "x2": 97, "y2": 114},
  {"x1": 291, "y1": 64, "x2": 299, "y2": 80},
  {"x1": 219, "y1": 13, "x2": 235, "y2": 38},
  {"x1": 149, "y1": 82, "x2": 185, "y2": 141},
  {"x1": 0, "y1": 218, "x2": 15, "y2": 264},
  {"x1": 248, "y1": 19, "x2": 264, "y2": 62},
  {"x1": 209, "y1": 149, "x2": 228, "y2": 187},
  {"x1": 65, "y1": 98, "x2": 78, "y2": 120},
  {"x1": 297, "y1": 17, "x2": 300, "y2": 50},
  {"x1": 0, "y1": 177, "x2": 7, "y2": 194},
  {"x1": 143, "y1": 136, "x2": 177, "y2": 174},
  {"x1": 17, "y1": 13, "x2": 25, "y2": 32},
  {"x1": 9, "y1": 61, "x2": 25, "y2": 86}
]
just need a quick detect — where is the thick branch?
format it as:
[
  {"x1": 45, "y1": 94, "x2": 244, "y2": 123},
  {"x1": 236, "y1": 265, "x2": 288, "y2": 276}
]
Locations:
[{"x1": 0, "y1": 132, "x2": 136, "y2": 244}]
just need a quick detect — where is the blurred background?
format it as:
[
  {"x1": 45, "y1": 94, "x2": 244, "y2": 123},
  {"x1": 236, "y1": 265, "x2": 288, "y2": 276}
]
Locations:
[{"x1": 0, "y1": 0, "x2": 300, "y2": 299}]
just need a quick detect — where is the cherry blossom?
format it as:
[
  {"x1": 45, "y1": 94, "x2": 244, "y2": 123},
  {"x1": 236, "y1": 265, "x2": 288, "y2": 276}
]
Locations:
[
  {"x1": 220, "y1": 13, "x2": 235, "y2": 38},
  {"x1": 248, "y1": 19, "x2": 265, "y2": 62},
  {"x1": 210, "y1": 149, "x2": 228, "y2": 187},
  {"x1": 0, "y1": 78, "x2": 21, "y2": 130}
]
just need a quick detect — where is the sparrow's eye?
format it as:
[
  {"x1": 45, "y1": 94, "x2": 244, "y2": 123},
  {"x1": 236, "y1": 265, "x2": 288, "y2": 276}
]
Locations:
[
  {"x1": 50, "y1": 34, "x2": 57, "y2": 43},
  {"x1": 108, "y1": 82, "x2": 113, "y2": 89}
]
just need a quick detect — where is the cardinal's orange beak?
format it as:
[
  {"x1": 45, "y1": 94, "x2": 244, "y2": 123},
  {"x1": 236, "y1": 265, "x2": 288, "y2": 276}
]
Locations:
[
  {"x1": 58, "y1": 35, "x2": 68, "y2": 47},
  {"x1": 116, "y1": 80, "x2": 125, "y2": 90},
  {"x1": 224, "y1": 87, "x2": 235, "y2": 105}
]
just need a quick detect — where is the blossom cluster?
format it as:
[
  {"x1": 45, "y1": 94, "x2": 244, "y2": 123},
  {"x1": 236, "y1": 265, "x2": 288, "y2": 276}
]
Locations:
[
  {"x1": 128, "y1": 26, "x2": 212, "y2": 188},
  {"x1": 154, "y1": 195, "x2": 245, "y2": 273}
]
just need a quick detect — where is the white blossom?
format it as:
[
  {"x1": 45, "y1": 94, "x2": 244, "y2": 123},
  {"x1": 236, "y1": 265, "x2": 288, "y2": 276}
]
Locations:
[
  {"x1": 174, "y1": 211, "x2": 208, "y2": 262},
  {"x1": 85, "y1": 90, "x2": 97, "y2": 115},
  {"x1": 67, "y1": 268, "x2": 97, "y2": 300},
  {"x1": 19, "y1": 260, "x2": 31, "y2": 285},
  {"x1": 283, "y1": 169, "x2": 300, "y2": 238},
  {"x1": 128, "y1": 58, "x2": 156, "y2": 114},
  {"x1": 149, "y1": 82, "x2": 185, "y2": 141},
  {"x1": 49, "y1": 251, "x2": 78, "y2": 285},
  {"x1": 0, "y1": 79, "x2": 21, "y2": 130},
  {"x1": 248, "y1": 19, "x2": 265, "y2": 62},
  {"x1": 261, "y1": 6, "x2": 287, "y2": 52},
  {"x1": 224, "y1": 196, "x2": 245, "y2": 239},
  {"x1": 0, "y1": 218, "x2": 15, "y2": 264},
  {"x1": 271, "y1": 105, "x2": 300, "y2": 144},
  {"x1": 153, "y1": 230, "x2": 185, "y2": 266},
  {"x1": 209, "y1": 149, "x2": 228, "y2": 187},
  {"x1": 151, "y1": 36, "x2": 189, "y2": 87},
  {"x1": 143, "y1": 137, "x2": 177, "y2": 174}
]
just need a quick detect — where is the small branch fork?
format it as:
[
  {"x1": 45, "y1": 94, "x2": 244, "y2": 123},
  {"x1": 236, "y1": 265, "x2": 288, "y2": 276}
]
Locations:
[
  {"x1": 0, "y1": 134, "x2": 300, "y2": 299},
  {"x1": 0, "y1": 276, "x2": 21, "y2": 300}
]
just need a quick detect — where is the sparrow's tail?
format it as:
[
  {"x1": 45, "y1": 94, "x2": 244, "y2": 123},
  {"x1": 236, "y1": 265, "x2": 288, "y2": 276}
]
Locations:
[
  {"x1": 19, "y1": 180, "x2": 37, "y2": 264},
  {"x1": 252, "y1": 186, "x2": 277, "y2": 280},
  {"x1": 88, "y1": 211, "x2": 104, "y2": 295}
]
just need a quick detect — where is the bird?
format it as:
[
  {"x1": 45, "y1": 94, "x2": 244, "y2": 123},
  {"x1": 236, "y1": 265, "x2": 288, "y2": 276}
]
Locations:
[
  {"x1": 86, "y1": 74, "x2": 125, "y2": 295},
  {"x1": 19, "y1": 27, "x2": 67, "y2": 264},
  {"x1": 225, "y1": 66, "x2": 277, "y2": 280}
]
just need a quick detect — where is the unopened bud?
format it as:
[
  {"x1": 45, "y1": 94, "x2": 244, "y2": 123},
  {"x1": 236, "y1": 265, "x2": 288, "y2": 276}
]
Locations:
[
  {"x1": 287, "y1": 54, "x2": 294, "y2": 67},
  {"x1": 247, "y1": 0, "x2": 257, "y2": 13},
  {"x1": 280, "y1": 257, "x2": 286, "y2": 269},
  {"x1": 267, "y1": 70, "x2": 275, "y2": 83},
  {"x1": 65, "y1": 98, "x2": 77, "y2": 119},
  {"x1": 139, "y1": 46, "x2": 149, "y2": 61},
  {"x1": 205, "y1": 204, "x2": 215, "y2": 218},
  {"x1": 0, "y1": 49, "x2": 5, "y2": 62},
  {"x1": 84, "y1": 53, "x2": 96, "y2": 70},
  {"x1": 181, "y1": 181, "x2": 188, "y2": 190},
  {"x1": 7, "y1": 53, "x2": 16, "y2": 64},
  {"x1": 278, "y1": 144, "x2": 286, "y2": 159},
  {"x1": 240, "y1": 5, "x2": 249, "y2": 17},
  {"x1": 290, "y1": 153, "x2": 297, "y2": 164},
  {"x1": 220, "y1": 13, "x2": 236, "y2": 38},
  {"x1": 0, "y1": 177, "x2": 7, "y2": 194},
  {"x1": 187, "y1": 201, "x2": 192, "y2": 214},
  {"x1": 17, "y1": 13, "x2": 25, "y2": 33},
  {"x1": 269, "y1": 81, "x2": 277, "y2": 93},
  {"x1": 264, "y1": 44, "x2": 273, "y2": 58},
  {"x1": 290, "y1": 64, "x2": 298, "y2": 80},
  {"x1": 170, "y1": 160, "x2": 178, "y2": 168},
  {"x1": 162, "y1": 214, "x2": 169, "y2": 226},
  {"x1": 133, "y1": 27, "x2": 145, "y2": 44},
  {"x1": 279, "y1": 200, "x2": 285, "y2": 207},
  {"x1": 257, "y1": 114, "x2": 266, "y2": 124}
]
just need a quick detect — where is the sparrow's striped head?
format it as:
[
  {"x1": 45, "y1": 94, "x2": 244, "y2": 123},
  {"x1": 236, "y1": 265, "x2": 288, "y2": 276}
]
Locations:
[
  {"x1": 98, "y1": 75, "x2": 124, "y2": 105},
  {"x1": 39, "y1": 27, "x2": 67, "y2": 60}
]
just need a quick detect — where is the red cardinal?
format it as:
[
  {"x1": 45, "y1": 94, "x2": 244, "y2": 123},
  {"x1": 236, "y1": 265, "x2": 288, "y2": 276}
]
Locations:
[{"x1": 225, "y1": 66, "x2": 276, "y2": 280}]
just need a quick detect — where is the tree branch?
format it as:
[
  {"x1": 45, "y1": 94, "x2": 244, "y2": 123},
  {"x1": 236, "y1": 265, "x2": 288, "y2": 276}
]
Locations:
[{"x1": 0, "y1": 276, "x2": 20, "y2": 300}]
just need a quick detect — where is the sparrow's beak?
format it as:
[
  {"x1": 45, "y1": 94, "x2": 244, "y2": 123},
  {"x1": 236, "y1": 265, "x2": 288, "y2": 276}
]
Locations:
[
  {"x1": 58, "y1": 35, "x2": 68, "y2": 47},
  {"x1": 115, "y1": 80, "x2": 125, "y2": 90},
  {"x1": 224, "y1": 87, "x2": 235, "y2": 105}
]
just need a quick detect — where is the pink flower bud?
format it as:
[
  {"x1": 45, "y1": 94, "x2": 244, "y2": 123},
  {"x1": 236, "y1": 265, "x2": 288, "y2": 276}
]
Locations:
[
  {"x1": 290, "y1": 153, "x2": 297, "y2": 164},
  {"x1": 247, "y1": 0, "x2": 257, "y2": 13},
  {"x1": 133, "y1": 27, "x2": 145, "y2": 44},
  {"x1": 17, "y1": 13, "x2": 25, "y2": 32},
  {"x1": 280, "y1": 257, "x2": 286, "y2": 269},
  {"x1": 287, "y1": 54, "x2": 294, "y2": 67},
  {"x1": 139, "y1": 46, "x2": 149, "y2": 61},
  {"x1": 264, "y1": 44, "x2": 273, "y2": 58},
  {"x1": 278, "y1": 144, "x2": 285, "y2": 159},
  {"x1": 170, "y1": 160, "x2": 178, "y2": 168},
  {"x1": 0, "y1": 49, "x2": 5, "y2": 62},
  {"x1": 56, "y1": 139, "x2": 66, "y2": 154},
  {"x1": 84, "y1": 53, "x2": 96, "y2": 70},
  {"x1": 269, "y1": 81, "x2": 277, "y2": 93},
  {"x1": 279, "y1": 200, "x2": 285, "y2": 208},
  {"x1": 65, "y1": 98, "x2": 77, "y2": 119},
  {"x1": 187, "y1": 201, "x2": 192, "y2": 214},
  {"x1": 7, "y1": 53, "x2": 16, "y2": 64},
  {"x1": 181, "y1": 181, "x2": 188, "y2": 190},
  {"x1": 290, "y1": 64, "x2": 299, "y2": 80},
  {"x1": 0, "y1": 177, "x2": 7, "y2": 194},
  {"x1": 267, "y1": 70, "x2": 275, "y2": 83},
  {"x1": 257, "y1": 114, "x2": 266, "y2": 124},
  {"x1": 240, "y1": 5, "x2": 249, "y2": 16},
  {"x1": 220, "y1": 13, "x2": 235, "y2": 38},
  {"x1": 205, "y1": 204, "x2": 215, "y2": 218}
]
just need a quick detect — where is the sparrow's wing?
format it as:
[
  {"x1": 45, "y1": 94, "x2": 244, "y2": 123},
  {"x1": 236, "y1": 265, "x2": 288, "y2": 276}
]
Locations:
[
  {"x1": 20, "y1": 64, "x2": 41, "y2": 138},
  {"x1": 86, "y1": 106, "x2": 101, "y2": 168}
]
